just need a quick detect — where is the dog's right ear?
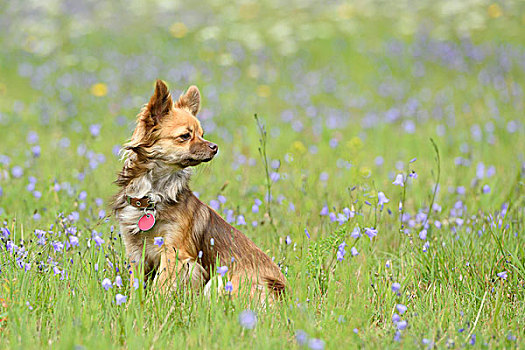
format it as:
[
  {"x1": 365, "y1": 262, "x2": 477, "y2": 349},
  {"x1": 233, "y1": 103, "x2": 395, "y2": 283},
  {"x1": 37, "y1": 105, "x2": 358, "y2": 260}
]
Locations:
[{"x1": 146, "y1": 80, "x2": 173, "y2": 123}]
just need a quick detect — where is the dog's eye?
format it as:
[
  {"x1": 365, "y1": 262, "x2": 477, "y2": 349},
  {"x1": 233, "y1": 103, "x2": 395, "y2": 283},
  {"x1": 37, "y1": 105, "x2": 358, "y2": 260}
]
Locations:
[{"x1": 178, "y1": 133, "x2": 191, "y2": 141}]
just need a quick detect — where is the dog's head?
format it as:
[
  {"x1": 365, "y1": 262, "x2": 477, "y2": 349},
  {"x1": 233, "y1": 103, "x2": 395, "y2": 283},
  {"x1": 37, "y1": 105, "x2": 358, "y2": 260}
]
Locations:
[{"x1": 127, "y1": 80, "x2": 218, "y2": 168}]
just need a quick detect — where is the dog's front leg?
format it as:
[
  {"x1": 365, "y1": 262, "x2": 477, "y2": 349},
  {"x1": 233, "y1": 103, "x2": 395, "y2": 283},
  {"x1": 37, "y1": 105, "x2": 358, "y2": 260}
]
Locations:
[{"x1": 154, "y1": 248, "x2": 208, "y2": 293}]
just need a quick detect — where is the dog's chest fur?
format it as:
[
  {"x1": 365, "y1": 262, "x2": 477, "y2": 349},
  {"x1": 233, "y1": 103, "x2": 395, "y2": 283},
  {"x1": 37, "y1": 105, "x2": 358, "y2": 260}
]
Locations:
[{"x1": 114, "y1": 167, "x2": 195, "y2": 271}]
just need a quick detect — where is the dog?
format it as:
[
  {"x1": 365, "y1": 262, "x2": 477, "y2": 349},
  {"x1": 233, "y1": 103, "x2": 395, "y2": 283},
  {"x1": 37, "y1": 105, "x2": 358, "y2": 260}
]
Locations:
[{"x1": 111, "y1": 80, "x2": 286, "y2": 303}]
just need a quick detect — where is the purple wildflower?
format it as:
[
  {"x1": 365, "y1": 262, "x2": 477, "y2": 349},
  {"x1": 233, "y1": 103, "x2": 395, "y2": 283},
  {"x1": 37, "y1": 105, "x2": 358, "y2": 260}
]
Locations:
[
  {"x1": 115, "y1": 294, "x2": 127, "y2": 306},
  {"x1": 392, "y1": 313, "x2": 401, "y2": 323},
  {"x1": 350, "y1": 247, "x2": 358, "y2": 256},
  {"x1": 394, "y1": 331, "x2": 401, "y2": 342},
  {"x1": 32, "y1": 145, "x2": 41, "y2": 158},
  {"x1": 336, "y1": 213, "x2": 348, "y2": 225},
  {"x1": 153, "y1": 237, "x2": 164, "y2": 247},
  {"x1": 392, "y1": 283, "x2": 401, "y2": 292},
  {"x1": 476, "y1": 163, "x2": 485, "y2": 178},
  {"x1": 497, "y1": 271, "x2": 507, "y2": 280},
  {"x1": 308, "y1": 338, "x2": 325, "y2": 350},
  {"x1": 102, "y1": 278, "x2": 112, "y2": 291},
  {"x1": 1, "y1": 227, "x2": 10, "y2": 239},
  {"x1": 393, "y1": 174, "x2": 404, "y2": 186},
  {"x1": 51, "y1": 241, "x2": 64, "y2": 252},
  {"x1": 336, "y1": 242, "x2": 346, "y2": 261},
  {"x1": 397, "y1": 320, "x2": 408, "y2": 330},
  {"x1": 225, "y1": 210, "x2": 234, "y2": 223},
  {"x1": 378, "y1": 192, "x2": 389, "y2": 206},
  {"x1": 343, "y1": 207, "x2": 354, "y2": 218},
  {"x1": 27, "y1": 131, "x2": 38, "y2": 144},
  {"x1": 285, "y1": 236, "x2": 292, "y2": 245},
  {"x1": 396, "y1": 304, "x2": 407, "y2": 314},
  {"x1": 350, "y1": 226, "x2": 361, "y2": 238},
  {"x1": 93, "y1": 235, "x2": 104, "y2": 247},
  {"x1": 487, "y1": 166, "x2": 496, "y2": 177},
  {"x1": 78, "y1": 191, "x2": 87, "y2": 201},
  {"x1": 114, "y1": 275, "x2": 123, "y2": 288},
  {"x1": 59, "y1": 138, "x2": 70, "y2": 148},
  {"x1": 225, "y1": 281, "x2": 233, "y2": 293},
  {"x1": 295, "y1": 330, "x2": 308, "y2": 345},
  {"x1": 238, "y1": 310, "x2": 257, "y2": 329},
  {"x1": 236, "y1": 215, "x2": 246, "y2": 225},
  {"x1": 305, "y1": 228, "x2": 310, "y2": 239},
  {"x1": 364, "y1": 227, "x2": 377, "y2": 239},
  {"x1": 209, "y1": 199, "x2": 220, "y2": 211},
  {"x1": 89, "y1": 124, "x2": 101, "y2": 137},
  {"x1": 11, "y1": 166, "x2": 24, "y2": 178},
  {"x1": 217, "y1": 265, "x2": 228, "y2": 277},
  {"x1": 320, "y1": 206, "x2": 329, "y2": 216},
  {"x1": 69, "y1": 236, "x2": 79, "y2": 247},
  {"x1": 419, "y1": 229, "x2": 427, "y2": 240}
]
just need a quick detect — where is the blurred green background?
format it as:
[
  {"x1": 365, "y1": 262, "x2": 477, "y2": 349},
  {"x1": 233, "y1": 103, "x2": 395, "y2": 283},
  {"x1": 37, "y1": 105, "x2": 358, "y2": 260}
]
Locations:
[{"x1": 1, "y1": 0, "x2": 523, "y2": 222}]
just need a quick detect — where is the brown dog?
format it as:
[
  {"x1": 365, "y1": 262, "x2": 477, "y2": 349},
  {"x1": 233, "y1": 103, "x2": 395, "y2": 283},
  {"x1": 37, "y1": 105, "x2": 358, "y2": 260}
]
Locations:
[{"x1": 111, "y1": 80, "x2": 286, "y2": 302}]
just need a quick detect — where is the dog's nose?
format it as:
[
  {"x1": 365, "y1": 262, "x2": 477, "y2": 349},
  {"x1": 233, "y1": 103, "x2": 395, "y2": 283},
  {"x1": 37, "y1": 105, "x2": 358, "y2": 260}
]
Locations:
[{"x1": 208, "y1": 142, "x2": 218, "y2": 153}]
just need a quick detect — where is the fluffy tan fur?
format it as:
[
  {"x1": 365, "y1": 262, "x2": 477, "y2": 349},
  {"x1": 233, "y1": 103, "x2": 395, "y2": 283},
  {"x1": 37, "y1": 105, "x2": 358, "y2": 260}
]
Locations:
[{"x1": 112, "y1": 80, "x2": 286, "y2": 302}]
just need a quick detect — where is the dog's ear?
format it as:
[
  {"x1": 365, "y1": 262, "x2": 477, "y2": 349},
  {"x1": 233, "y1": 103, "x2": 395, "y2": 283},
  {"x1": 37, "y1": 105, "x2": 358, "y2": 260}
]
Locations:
[
  {"x1": 146, "y1": 80, "x2": 173, "y2": 123},
  {"x1": 176, "y1": 86, "x2": 200, "y2": 116}
]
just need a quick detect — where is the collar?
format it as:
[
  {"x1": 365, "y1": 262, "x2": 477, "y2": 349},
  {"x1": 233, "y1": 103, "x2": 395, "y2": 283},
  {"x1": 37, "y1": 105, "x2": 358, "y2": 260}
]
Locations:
[{"x1": 127, "y1": 196, "x2": 155, "y2": 209}]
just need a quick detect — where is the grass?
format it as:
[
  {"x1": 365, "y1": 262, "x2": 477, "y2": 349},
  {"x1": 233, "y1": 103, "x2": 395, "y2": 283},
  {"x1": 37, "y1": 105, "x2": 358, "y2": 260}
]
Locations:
[{"x1": 0, "y1": 0, "x2": 524, "y2": 348}]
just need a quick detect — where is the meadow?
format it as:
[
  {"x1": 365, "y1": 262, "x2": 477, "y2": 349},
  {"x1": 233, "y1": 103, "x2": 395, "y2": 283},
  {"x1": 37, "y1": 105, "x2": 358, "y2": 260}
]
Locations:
[{"x1": 0, "y1": 0, "x2": 524, "y2": 348}]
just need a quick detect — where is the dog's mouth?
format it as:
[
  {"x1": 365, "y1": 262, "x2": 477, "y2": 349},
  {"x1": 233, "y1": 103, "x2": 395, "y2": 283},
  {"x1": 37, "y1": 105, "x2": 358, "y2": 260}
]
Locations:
[{"x1": 181, "y1": 156, "x2": 215, "y2": 167}]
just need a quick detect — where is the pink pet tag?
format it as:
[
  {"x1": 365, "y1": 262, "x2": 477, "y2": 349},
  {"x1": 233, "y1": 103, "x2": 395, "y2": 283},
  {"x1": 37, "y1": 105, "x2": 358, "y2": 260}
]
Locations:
[{"x1": 138, "y1": 213, "x2": 156, "y2": 231}]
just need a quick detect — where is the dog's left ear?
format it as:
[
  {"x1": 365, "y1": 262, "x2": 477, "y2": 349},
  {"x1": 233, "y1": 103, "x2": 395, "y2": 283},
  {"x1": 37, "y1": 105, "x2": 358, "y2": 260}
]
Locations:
[{"x1": 176, "y1": 86, "x2": 201, "y2": 116}]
